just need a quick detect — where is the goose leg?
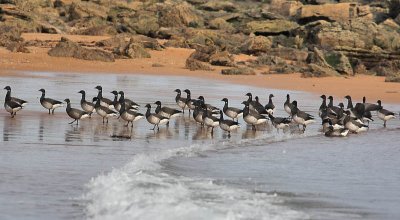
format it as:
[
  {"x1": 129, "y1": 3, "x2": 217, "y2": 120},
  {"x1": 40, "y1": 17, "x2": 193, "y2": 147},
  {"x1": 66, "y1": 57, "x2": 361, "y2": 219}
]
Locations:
[
  {"x1": 48, "y1": 109, "x2": 51, "y2": 114},
  {"x1": 125, "y1": 122, "x2": 129, "y2": 127},
  {"x1": 384, "y1": 121, "x2": 386, "y2": 127},
  {"x1": 131, "y1": 122, "x2": 134, "y2": 128},
  {"x1": 157, "y1": 124, "x2": 160, "y2": 131},
  {"x1": 151, "y1": 124, "x2": 156, "y2": 130},
  {"x1": 69, "y1": 119, "x2": 77, "y2": 124},
  {"x1": 52, "y1": 109, "x2": 55, "y2": 114},
  {"x1": 106, "y1": 118, "x2": 109, "y2": 124},
  {"x1": 102, "y1": 117, "x2": 105, "y2": 124},
  {"x1": 76, "y1": 120, "x2": 79, "y2": 125}
]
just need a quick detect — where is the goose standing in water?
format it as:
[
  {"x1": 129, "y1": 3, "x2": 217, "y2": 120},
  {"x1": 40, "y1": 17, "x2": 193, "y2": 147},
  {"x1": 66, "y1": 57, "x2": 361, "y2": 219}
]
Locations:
[
  {"x1": 324, "y1": 119, "x2": 349, "y2": 137},
  {"x1": 264, "y1": 94, "x2": 275, "y2": 115},
  {"x1": 197, "y1": 96, "x2": 219, "y2": 114},
  {"x1": 344, "y1": 95, "x2": 365, "y2": 120},
  {"x1": 3, "y1": 86, "x2": 27, "y2": 107},
  {"x1": 4, "y1": 86, "x2": 23, "y2": 118},
  {"x1": 145, "y1": 104, "x2": 169, "y2": 131},
  {"x1": 221, "y1": 98, "x2": 243, "y2": 122},
  {"x1": 119, "y1": 101, "x2": 144, "y2": 127},
  {"x1": 193, "y1": 99, "x2": 206, "y2": 126},
  {"x1": 343, "y1": 111, "x2": 368, "y2": 133},
  {"x1": 154, "y1": 101, "x2": 182, "y2": 118},
  {"x1": 203, "y1": 108, "x2": 220, "y2": 134},
  {"x1": 268, "y1": 113, "x2": 291, "y2": 133},
  {"x1": 118, "y1": 91, "x2": 139, "y2": 111},
  {"x1": 111, "y1": 91, "x2": 121, "y2": 112},
  {"x1": 174, "y1": 89, "x2": 187, "y2": 114},
  {"x1": 64, "y1": 99, "x2": 89, "y2": 125},
  {"x1": 327, "y1": 96, "x2": 341, "y2": 115},
  {"x1": 93, "y1": 97, "x2": 118, "y2": 124},
  {"x1": 78, "y1": 90, "x2": 96, "y2": 117},
  {"x1": 219, "y1": 110, "x2": 239, "y2": 136},
  {"x1": 38, "y1": 89, "x2": 63, "y2": 114},
  {"x1": 242, "y1": 101, "x2": 268, "y2": 131},
  {"x1": 184, "y1": 89, "x2": 197, "y2": 116},
  {"x1": 94, "y1": 85, "x2": 114, "y2": 109},
  {"x1": 291, "y1": 101, "x2": 315, "y2": 132},
  {"x1": 284, "y1": 94, "x2": 294, "y2": 116},
  {"x1": 154, "y1": 101, "x2": 182, "y2": 126},
  {"x1": 376, "y1": 100, "x2": 396, "y2": 127}
]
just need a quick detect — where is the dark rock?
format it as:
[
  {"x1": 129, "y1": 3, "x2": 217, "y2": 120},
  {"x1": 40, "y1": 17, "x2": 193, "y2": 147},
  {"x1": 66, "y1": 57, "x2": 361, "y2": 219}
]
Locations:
[
  {"x1": 209, "y1": 51, "x2": 235, "y2": 67},
  {"x1": 199, "y1": 1, "x2": 237, "y2": 12},
  {"x1": 185, "y1": 58, "x2": 214, "y2": 71},
  {"x1": 324, "y1": 51, "x2": 353, "y2": 75},
  {"x1": 6, "y1": 42, "x2": 29, "y2": 53},
  {"x1": 221, "y1": 67, "x2": 256, "y2": 75},
  {"x1": 113, "y1": 39, "x2": 151, "y2": 59},
  {"x1": 240, "y1": 36, "x2": 272, "y2": 55},
  {"x1": 48, "y1": 37, "x2": 115, "y2": 62},
  {"x1": 159, "y1": 2, "x2": 203, "y2": 28},
  {"x1": 245, "y1": 20, "x2": 299, "y2": 35},
  {"x1": 269, "y1": 47, "x2": 309, "y2": 62}
]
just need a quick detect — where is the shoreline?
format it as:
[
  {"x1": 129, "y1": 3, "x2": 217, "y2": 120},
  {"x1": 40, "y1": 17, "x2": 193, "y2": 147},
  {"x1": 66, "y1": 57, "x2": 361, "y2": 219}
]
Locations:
[{"x1": 0, "y1": 33, "x2": 399, "y2": 104}]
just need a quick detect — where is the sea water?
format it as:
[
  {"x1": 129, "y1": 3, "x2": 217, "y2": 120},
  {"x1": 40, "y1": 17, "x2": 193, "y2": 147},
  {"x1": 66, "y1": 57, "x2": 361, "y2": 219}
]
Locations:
[{"x1": 0, "y1": 72, "x2": 399, "y2": 220}]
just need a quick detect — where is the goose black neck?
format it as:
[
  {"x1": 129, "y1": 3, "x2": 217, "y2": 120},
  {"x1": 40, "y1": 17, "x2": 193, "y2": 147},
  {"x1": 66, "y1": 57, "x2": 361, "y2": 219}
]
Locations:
[
  {"x1": 175, "y1": 92, "x2": 180, "y2": 102},
  {"x1": 155, "y1": 104, "x2": 161, "y2": 114},
  {"x1": 80, "y1": 92, "x2": 86, "y2": 102},
  {"x1": 94, "y1": 99, "x2": 101, "y2": 108},
  {"x1": 268, "y1": 96, "x2": 273, "y2": 104},
  {"x1": 119, "y1": 93, "x2": 125, "y2": 103},
  {"x1": 347, "y1": 98, "x2": 353, "y2": 109},
  {"x1": 5, "y1": 90, "x2": 11, "y2": 101},
  {"x1": 328, "y1": 98, "x2": 333, "y2": 108},
  {"x1": 97, "y1": 90, "x2": 103, "y2": 99},
  {"x1": 223, "y1": 100, "x2": 228, "y2": 111},
  {"x1": 145, "y1": 107, "x2": 151, "y2": 118},
  {"x1": 119, "y1": 102, "x2": 126, "y2": 114}
]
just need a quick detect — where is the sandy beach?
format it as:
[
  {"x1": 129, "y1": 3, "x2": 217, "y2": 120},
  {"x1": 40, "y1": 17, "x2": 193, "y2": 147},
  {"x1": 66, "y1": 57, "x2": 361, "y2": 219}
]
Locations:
[{"x1": 0, "y1": 33, "x2": 399, "y2": 103}]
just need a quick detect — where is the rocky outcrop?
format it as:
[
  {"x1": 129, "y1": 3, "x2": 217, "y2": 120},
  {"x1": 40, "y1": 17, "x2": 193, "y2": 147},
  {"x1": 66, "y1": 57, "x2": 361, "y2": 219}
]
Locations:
[
  {"x1": 113, "y1": 39, "x2": 151, "y2": 59},
  {"x1": 159, "y1": 2, "x2": 204, "y2": 28},
  {"x1": 199, "y1": 1, "x2": 237, "y2": 12},
  {"x1": 209, "y1": 51, "x2": 235, "y2": 67},
  {"x1": 0, "y1": 25, "x2": 29, "y2": 53},
  {"x1": 185, "y1": 58, "x2": 214, "y2": 71},
  {"x1": 245, "y1": 20, "x2": 299, "y2": 35},
  {"x1": 240, "y1": 36, "x2": 272, "y2": 55},
  {"x1": 221, "y1": 67, "x2": 255, "y2": 75},
  {"x1": 48, "y1": 37, "x2": 115, "y2": 62}
]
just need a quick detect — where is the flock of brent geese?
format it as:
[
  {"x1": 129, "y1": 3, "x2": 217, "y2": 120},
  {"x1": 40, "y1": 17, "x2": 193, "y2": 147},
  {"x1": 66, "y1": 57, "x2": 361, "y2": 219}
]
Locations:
[{"x1": 3, "y1": 85, "x2": 398, "y2": 137}]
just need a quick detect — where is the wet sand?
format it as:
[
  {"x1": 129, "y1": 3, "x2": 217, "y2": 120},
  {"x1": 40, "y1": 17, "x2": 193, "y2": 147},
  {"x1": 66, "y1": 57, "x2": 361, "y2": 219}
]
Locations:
[{"x1": 0, "y1": 33, "x2": 399, "y2": 103}]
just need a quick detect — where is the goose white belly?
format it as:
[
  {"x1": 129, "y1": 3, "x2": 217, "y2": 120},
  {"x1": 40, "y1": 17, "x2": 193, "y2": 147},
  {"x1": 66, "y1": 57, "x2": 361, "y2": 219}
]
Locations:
[
  {"x1": 275, "y1": 123, "x2": 289, "y2": 129},
  {"x1": 177, "y1": 100, "x2": 186, "y2": 109},
  {"x1": 293, "y1": 115, "x2": 315, "y2": 126},
  {"x1": 244, "y1": 115, "x2": 258, "y2": 125},
  {"x1": 225, "y1": 109, "x2": 238, "y2": 119},
  {"x1": 147, "y1": 115, "x2": 160, "y2": 125},
  {"x1": 4, "y1": 103, "x2": 21, "y2": 113},
  {"x1": 267, "y1": 108, "x2": 274, "y2": 115},
  {"x1": 121, "y1": 112, "x2": 135, "y2": 121},
  {"x1": 220, "y1": 123, "x2": 239, "y2": 132},
  {"x1": 204, "y1": 117, "x2": 219, "y2": 127},
  {"x1": 82, "y1": 102, "x2": 95, "y2": 113},
  {"x1": 284, "y1": 104, "x2": 291, "y2": 115},
  {"x1": 378, "y1": 112, "x2": 395, "y2": 121},
  {"x1": 51, "y1": 103, "x2": 63, "y2": 110},
  {"x1": 41, "y1": 101, "x2": 53, "y2": 110}
]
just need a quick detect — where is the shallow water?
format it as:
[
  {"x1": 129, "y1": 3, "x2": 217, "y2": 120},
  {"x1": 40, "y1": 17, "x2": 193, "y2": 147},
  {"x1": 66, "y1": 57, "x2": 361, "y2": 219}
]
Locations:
[{"x1": 0, "y1": 72, "x2": 399, "y2": 220}]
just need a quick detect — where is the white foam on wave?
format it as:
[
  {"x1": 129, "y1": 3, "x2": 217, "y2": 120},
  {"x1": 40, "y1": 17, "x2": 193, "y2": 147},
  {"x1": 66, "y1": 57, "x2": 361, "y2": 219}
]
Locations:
[{"x1": 83, "y1": 142, "x2": 308, "y2": 220}]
